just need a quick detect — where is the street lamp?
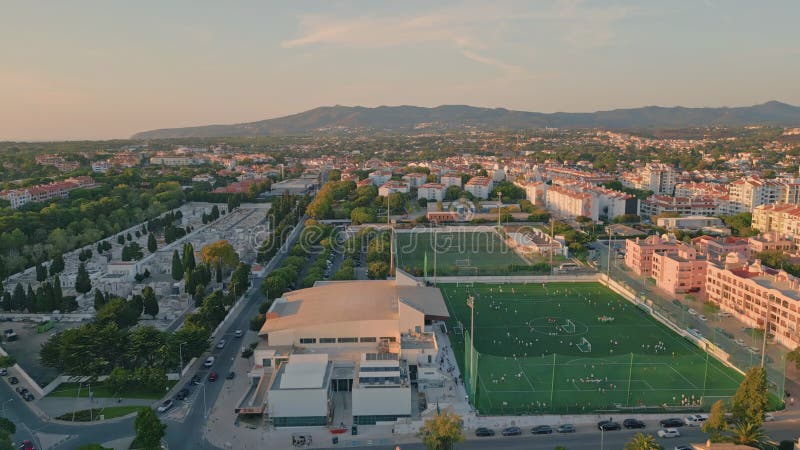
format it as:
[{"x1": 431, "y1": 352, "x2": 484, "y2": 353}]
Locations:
[{"x1": 1, "y1": 398, "x2": 12, "y2": 417}]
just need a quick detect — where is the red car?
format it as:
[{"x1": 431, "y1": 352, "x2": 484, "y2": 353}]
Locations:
[
  {"x1": 208, "y1": 371, "x2": 218, "y2": 382},
  {"x1": 19, "y1": 440, "x2": 35, "y2": 450}
]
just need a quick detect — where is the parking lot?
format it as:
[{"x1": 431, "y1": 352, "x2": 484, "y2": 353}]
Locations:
[{"x1": 2, "y1": 320, "x2": 79, "y2": 386}]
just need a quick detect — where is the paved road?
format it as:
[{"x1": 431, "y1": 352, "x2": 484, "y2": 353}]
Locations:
[{"x1": 329, "y1": 420, "x2": 800, "y2": 450}]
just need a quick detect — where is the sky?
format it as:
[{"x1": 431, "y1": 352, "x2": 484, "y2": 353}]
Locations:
[{"x1": 1, "y1": 0, "x2": 799, "y2": 141}]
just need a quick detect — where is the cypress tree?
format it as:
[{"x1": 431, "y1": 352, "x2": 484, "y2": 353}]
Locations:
[{"x1": 171, "y1": 250, "x2": 184, "y2": 281}]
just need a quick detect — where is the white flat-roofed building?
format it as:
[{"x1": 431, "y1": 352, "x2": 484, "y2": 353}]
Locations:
[
  {"x1": 268, "y1": 354, "x2": 333, "y2": 427},
  {"x1": 657, "y1": 216, "x2": 725, "y2": 231},
  {"x1": 351, "y1": 353, "x2": 411, "y2": 425}
]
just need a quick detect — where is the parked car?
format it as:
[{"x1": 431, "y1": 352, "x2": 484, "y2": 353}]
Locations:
[
  {"x1": 531, "y1": 425, "x2": 553, "y2": 434},
  {"x1": 658, "y1": 428, "x2": 681, "y2": 438},
  {"x1": 0, "y1": 368, "x2": 7, "y2": 376},
  {"x1": 191, "y1": 375, "x2": 202, "y2": 385},
  {"x1": 684, "y1": 414, "x2": 707, "y2": 426},
  {"x1": 474, "y1": 427, "x2": 495, "y2": 437},
  {"x1": 175, "y1": 388, "x2": 190, "y2": 401},
  {"x1": 216, "y1": 339, "x2": 226, "y2": 349},
  {"x1": 208, "y1": 371, "x2": 218, "y2": 382},
  {"x1": 735, "y1": 338, "x2": 747, "y2": 346},
  {"x1": 688, "y1": 308, "x2": 697, "y2": 316},
  {"x1": 660, "y1": 418, "x2": 684, "y2": 427},
  {"x1": 8, "y1": 376, "x2": 18, "y2": 385},
  {"x1": 18, "y1": 440, "x2": 35, "y2": 450},
  {"x1": 764, "y1": 412, "x2": 775, "y2": 422},
  {"x1": 501, "y1": 426, "x2": 521, "y2": 436},
  {"x1": 16, "y1": 387, "x2": 28, "y2": 397},
  {"x1": 226, "y1": 371, "x2": 236, "y2": 380},
  {"x1": 674, "y1": 446, "x2": 694, "y2": 450},
  {"x1": 698, "y1": 315, "x2": 707, "y2": 321},
  {"x1": 623, "y1": 418, "x2": 645, "y2": 429},
  {"x1": 23, "y1": 392, "x2": 34, "y2": 401},
  {"x1": 556, "y1": 424, "x2": 576, "y2": 433},
  {"x1": 234, "y1": 330, "x2": 243, "y2": 338},
  {"x1": 156, "y1": 400, "x2": 174, "y2": 413},
  {"x1": 597, "y1": 420, "x2": 621, "y2": 431},
  {"x1": 203, "y1": 356, "x2": 215, "y2": 367}
]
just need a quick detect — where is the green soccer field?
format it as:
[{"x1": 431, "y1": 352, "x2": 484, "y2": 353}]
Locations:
[
  {"x1": 395, "y1": 229, "x2": 531, "y2": 277},
  {"x1": 440, "y1": 282, "x2": 745, "y2": 415}
]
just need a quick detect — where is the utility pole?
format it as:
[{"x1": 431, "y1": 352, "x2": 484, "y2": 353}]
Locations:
[{"x1": 606, "y1": 228, "x2": 612, "y2": 278}]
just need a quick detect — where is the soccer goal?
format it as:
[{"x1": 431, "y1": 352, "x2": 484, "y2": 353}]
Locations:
[
  {"x1": 577, "y1": 337, "x2": 592, "y2": 353},
  {"x1": 455, "y1": 258, "x2": 472, "y2": 267},
  {"x1": 453, "y1": 322, "x2": 464, "y2": 336},
  {"x1": 562, "y1": 319, "x2": 576, "y2": 334}
]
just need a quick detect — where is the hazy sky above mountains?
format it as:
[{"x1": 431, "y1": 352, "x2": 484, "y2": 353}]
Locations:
[{"x1": 2, "y1": 0, "x2": 799, "y2": 140}]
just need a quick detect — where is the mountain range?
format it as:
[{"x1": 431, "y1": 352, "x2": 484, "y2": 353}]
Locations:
[{"x1": 132, "y1": 101, "x2": 800, "y2": 139}]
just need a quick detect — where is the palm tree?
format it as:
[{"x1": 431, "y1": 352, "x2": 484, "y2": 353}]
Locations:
[
  {"x1": 624, "y1": 433, "x2": 663, "y2": 450},
  {"x1": 729, "y1": 421, "x2": 766, "y2": 447}
]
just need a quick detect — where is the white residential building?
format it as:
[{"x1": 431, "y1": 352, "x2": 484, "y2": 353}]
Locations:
[
  {"x1": 440, "y1": 175, "x2": 462, "y2": 188},
  {"x1": 464, "y1": 176, "x2": 493, "y2": 199},
  {"x1": 368, "y1": 170, "x2": 393, "y2": 186},
  {"x1": 417, "y1": 183, "x2": 445, "y2": 201},
  {"x1": 378, "y1": 181, "x2": 410, "y2": 197}
]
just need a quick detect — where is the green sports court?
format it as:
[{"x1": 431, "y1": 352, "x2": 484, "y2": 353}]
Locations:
[
  {"x1": 395, "y1": 229, "x2": 532, "y2": 277},
  {"x1": 440, "y1": 282, "x2": 745, "y2": 415}
]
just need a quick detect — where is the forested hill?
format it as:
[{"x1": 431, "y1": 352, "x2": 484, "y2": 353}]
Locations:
[{"x1": 132, "y1": 101, "x2": 800, "y2": 138}]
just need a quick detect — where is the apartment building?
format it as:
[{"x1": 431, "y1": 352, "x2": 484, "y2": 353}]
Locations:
[
  {"x1": 656, "y1": 216, "x2": 724, "y2": 231},
  {"x1": 368, "y1": 170, "x2": 393, "y2": 186},
  {"x1": 541, "y1": 166, "x2": 615, "y2": 185},
  {"x1": 546, "y1": 182, "x2": 637, "y2": 221},
  {"x1": 624, "y1": 234, "x2": 682, "y2": 276},
  {"x1": 640, "y1": 195, "x2": 719, "y2": 217},
  {"x1": 651, "y1": 244, "x2": 707, "y2": 296},
  {"x1": 520, "y1": 181, "x2": 548, "y2": 206},
  {"x1": 748, "y1": 231, "x2": 795, "y2": 254},
  {"x1": 692, "y1": 236, "x2": 750, "y2": 265},
  {"x1": 674, "y1": 182, "x2": 728, "y2": 198},
  {"x1": 0, "y1": 176, "x2": 97, "y2": 209},
  {"x1": 402, "y1": 173, "x2": 427, "y2": 188},
  {"x1": 439, "y1": 175, "x2": 462, "y2": 188},
  {"x1": 752, "y1": 203, "x2": 800, "y2": 246},
  {"x1": 706, "y1": 257, "x2": 800, "y2": 349},
  {"x1": 727, "y1": 177, "x2": 785, "y2": 213},
  {"x1": 378, "y1": 181, "x2": 410, "y2": 197},
  {"x1": 417, "y1": 183, "x2": 445, "y2": 201},
  {"x1": 623, "y1": 163, "x2": 677, "y2": 195},
  {"x1": 464, "y1": 176, "x2": 493, "y2": 199}
]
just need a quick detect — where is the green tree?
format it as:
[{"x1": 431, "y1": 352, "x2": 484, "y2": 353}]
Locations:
[
  {"x1": 729, "y1": 421, "x2": 766, "y2": 447},
  {"x1": 182, "y1": 243, "x2": 196, "y2": 271},
  {"x1": 624, "y1": 433, "x2": 663, "y2": 450},
  {"x1": 731, "y1": 366, "x2": 768, "y2": 426},
  {"x1": 76, "y1": 444, "x2": 113, "y2": 450},
  {"x1": 788, "y1": 346, "x2": 800, "y2": 370},
  {"x1": 702, "y1": 399, "x2": 728, "y2": 441},
  {"x1": 75, "y1": 262, "x2": 92, "y2": 294},
  {"x1": 171, "y1": 250, "x2": 184, "y2": 281},
  {"x1": 142, "y1": 286, "x2": 159, "y2": 319},
  {"x1": 50, "y1": 253, "x2": 65, "y2": 275},
  {"x1": 350, "y1": 207, "x2": 376, "y2": 225},
  {"x1": 93, "y1": 289, "x2": 107, "y2": 311},
  {"x1": 133, "y1": 407, "x2": 166, "y2": 449},
  {"x1": 200, "y1": 240, "x2": 239, "y2": 268},
  {"x1": 368, "y1": 261, "x2": 390, "y2": 279},
  {"x1": 35, "y1": 263, "x2": 47, "y2": 282},
  {"x1": 417, "y1": 411, "x2": 463, "y2": 450},
  {"x1": 0, "y1": 418, "x2": 15, "y2": 436},
  {"x1": 249, "y1": 313, "x2": 266, "y2": 331},
  {"x1": 147, "y1": 233, "x2": 157, "y2": 253},
  {"x1": 11, "y1": 283, "x2": 25, "y2": 311}
]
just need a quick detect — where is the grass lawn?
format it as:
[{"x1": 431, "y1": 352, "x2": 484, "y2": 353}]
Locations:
[
  {"x1": 396, "y1": 229, "x2": 532, "y2": 277},
  {"x1": 441, "y1": 282, "x2": 746, "y2": 415},
  {"x1": 47, "y1": 381, "x2": 175, "y2": 400},
  {"x1": 56, "y1": 405, "x2": 144, "y2": 421}
]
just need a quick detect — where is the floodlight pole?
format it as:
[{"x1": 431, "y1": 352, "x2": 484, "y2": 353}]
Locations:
[
  {"x1": 549, "y1": 353, "x2": 556, "y2": 406},
  {"x1": 626, "y1": 352, "x2": 633, "y2": 407},
  {"x1": 606, "y1": 228, "x2": 612, "y2": 278},
  {"x1": 467, "y1": 295, "x2": 475, "y2": 399},
  {"x1": 600, "y1": 428, "x2": 605, "y2": 450},
  {"x1": 433, "y1": 228, "x2": 437, "y2": 285}
]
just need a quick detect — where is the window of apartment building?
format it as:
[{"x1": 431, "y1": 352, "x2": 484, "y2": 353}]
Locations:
[
  {"x1": 338, "y1": 337, "x2": 358, "y2": 343},
  {"x1": 299, "y1": 338, "x2": 317, "y2": 344},
  {"x1": 359, "y1": 337, "x2": 377, "y2": 343},
  {"x1": 380, "y1": 337, "x2": 397, "y2": 342},
  {"x1": 319, "y1": 338, "x2": 336, "y2": 343}
]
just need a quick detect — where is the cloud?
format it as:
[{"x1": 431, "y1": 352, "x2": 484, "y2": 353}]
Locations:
[{"x1": 459, "y1": 49, "x2": 525, "y2": 75}]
